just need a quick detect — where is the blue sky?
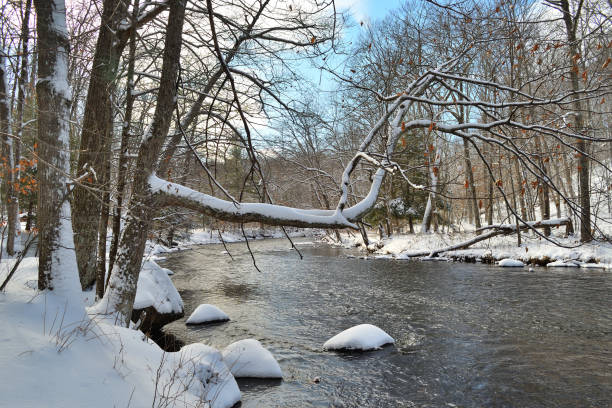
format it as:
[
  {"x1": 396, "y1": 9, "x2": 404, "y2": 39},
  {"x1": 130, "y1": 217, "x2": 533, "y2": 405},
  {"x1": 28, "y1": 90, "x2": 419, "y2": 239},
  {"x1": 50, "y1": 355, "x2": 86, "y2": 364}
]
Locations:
[{"x1": 337, "y1": 0, "x2": 405, "y2": 25}]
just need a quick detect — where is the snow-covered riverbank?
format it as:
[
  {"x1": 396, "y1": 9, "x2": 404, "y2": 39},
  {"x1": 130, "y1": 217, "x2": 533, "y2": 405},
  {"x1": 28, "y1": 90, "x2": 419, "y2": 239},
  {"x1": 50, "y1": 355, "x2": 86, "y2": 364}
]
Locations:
[
  {"x1": 0, "y1": 257, "x2": 241, "y2": 408},
  {"x1": 0, "y1": 227, "x2": 323, "y2": 408},
  {"x1": 331, "y1": 229, "x2": 612, "y2": 269}
]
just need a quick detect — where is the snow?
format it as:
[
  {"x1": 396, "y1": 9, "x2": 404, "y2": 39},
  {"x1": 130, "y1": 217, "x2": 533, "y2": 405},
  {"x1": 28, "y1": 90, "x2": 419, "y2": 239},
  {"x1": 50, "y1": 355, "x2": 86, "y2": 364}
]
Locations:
[
  {"x1": 186, "y1": 304, "x2": 230, "y2": 324},
  {"x1": 133, "y1": 259, "x2": 183, "y2": 314},
  {"x1": 498, "y1": 258, "x2": 525, "y2": 267},
  {"x1": 0, "y1": 258, "x2": 240, "y2": 408},
  {"x1": 360, "y1": 228, "x2": 612, "y2": 268},
  {"x1": 547, "y1": 259, "x2": 581, "y2": 267},
  {"x1": 222, "y1": 339, "x2": 283, "y2": 378},
  {"x1": 323, "y1": 324, "x2": 395, "y2": 351},
  {"x1": 177, "y1": 343, "x2": 241, "y2": 408},
  {"x1": 149, "y1": 174, "x2": 358, "y2": 229}
]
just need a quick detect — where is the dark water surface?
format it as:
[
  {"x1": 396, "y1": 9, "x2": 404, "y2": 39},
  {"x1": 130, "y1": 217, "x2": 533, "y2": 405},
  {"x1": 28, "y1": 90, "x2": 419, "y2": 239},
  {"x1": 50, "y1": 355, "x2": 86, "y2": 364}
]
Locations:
[{"x1": 160, "y1": 239, "x2": 612, "y2": 408}]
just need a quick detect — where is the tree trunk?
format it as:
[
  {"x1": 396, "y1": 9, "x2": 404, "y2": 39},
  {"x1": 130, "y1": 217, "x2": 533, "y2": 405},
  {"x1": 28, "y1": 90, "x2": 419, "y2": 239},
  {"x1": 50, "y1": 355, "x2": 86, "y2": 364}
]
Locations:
[
  {"x1": 108, "y1": 0, "x2": 140, "y2": 279},
  {"x1": 98, "y1": 0, "x2": 187, "y2": 326},
  {"x1": 0, "y1": 53, "x2": 18, "y2": 256},
  {"x1": 463, "y1": 138, "x2": 480, "y2": 231},
  {"x1": 559, "y1": 0, "x2": 590, "y2": 242},
  {"x1": 34, "y1": 0, "x2": 81, "y2": 299},
  {"x1": 421, "y1": 146, "x2": 439, "y2": 233},
  {"x1": 72, "y1": 0, "x2": 126, "y2": 289},
  {"x1": 8, "y1": 0, "x2": 32, "y2": 254}
]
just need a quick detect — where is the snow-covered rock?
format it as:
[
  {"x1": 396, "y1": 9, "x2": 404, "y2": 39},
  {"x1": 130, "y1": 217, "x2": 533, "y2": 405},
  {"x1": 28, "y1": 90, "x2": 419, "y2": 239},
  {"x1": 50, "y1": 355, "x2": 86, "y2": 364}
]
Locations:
[
  {"x1": 547, "y1": 259, "x2": 581, "y2": 267},
  {"x1": 132, "y1": 260, "x2": 184, "y2": 331},
  {"x1": 323, "y1": 324, "x2": 394, "y2": 351},
  {"x1": 222, "y1": 339, "x2": 282, "y2": 378},
  {"x1": 186, "y1": 304, "x2": 230, "y2": 325},
  {"x1": 498, "y1": 258, "x2": 525, "y2": 267},
  {"x1": 179, "y1": 343, "x2": 241, "y2": 408},
  {"x1": 134, "y1": 260, "x2": 183, "y2": 314}
]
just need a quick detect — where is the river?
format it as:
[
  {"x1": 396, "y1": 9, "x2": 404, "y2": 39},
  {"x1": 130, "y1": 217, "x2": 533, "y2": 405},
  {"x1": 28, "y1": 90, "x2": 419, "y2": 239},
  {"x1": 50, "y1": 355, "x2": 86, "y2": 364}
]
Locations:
[{"x1": 160, "y1": 238, "x2": 612, "y2": 408}]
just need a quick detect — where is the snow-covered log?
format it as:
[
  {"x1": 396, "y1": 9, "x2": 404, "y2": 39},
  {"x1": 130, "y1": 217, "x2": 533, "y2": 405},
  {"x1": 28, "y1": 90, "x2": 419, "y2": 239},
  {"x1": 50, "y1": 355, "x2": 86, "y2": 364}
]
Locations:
[{"x1": 402, "y1": 218, "x2": 573, "y2": 258}]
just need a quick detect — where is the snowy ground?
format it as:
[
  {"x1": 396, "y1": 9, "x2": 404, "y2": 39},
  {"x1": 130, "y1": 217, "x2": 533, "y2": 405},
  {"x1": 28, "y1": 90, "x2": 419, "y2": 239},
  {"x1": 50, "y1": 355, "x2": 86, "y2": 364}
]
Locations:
[
  {"x1": 0, "y1": 257, "x2": 240, "y2": 408},
  {"x1": 329, "y1": 228, "x2": 612, "y2": 268}
]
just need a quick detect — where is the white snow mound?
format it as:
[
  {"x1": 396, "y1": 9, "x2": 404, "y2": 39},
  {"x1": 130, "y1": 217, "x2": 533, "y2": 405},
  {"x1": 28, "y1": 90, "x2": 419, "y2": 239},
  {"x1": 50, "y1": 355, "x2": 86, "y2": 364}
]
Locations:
[
  {"x1": 547, "y1": 259, "x2": 580, "y2": 267},
  {"x1": 222, "y1": 339, "x2": 282, "y2": 378},
  {"x1": 179, "y1": 343, "x2": 241, "y2": 408},
  {"x1": 186, "y1": 304, "x2": 230, "y2": 324},
  {"x1": 133, "y1": 260, "x2": 183, "y2": 314},
  {"x1": 498, "y1": 258, "x2": 525, "y2": 267},
  {"x1": 323, "y1": 324, "x2": 394, "y2": 351}
]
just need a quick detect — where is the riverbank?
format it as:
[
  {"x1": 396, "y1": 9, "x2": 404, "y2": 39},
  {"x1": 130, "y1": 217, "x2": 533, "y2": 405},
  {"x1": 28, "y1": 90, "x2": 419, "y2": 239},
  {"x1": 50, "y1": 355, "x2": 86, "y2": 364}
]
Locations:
[
  {"x1": 331, "y1": 229, "x2": 612, "y2": 268},
  {"x1": 0, "y1": 228, "x2": 322, "y2": 408},
  {"x1": 0, "y1": 256, "x2": 240, "y2": 408},
  {"x1": 146, "y1": 227, "x2": 324, "y2": 259}
]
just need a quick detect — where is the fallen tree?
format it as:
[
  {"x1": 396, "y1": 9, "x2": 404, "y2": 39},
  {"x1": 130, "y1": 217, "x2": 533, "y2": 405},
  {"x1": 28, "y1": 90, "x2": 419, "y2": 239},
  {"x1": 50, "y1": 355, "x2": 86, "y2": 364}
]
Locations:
[{"x1": 401, "y1": 218, "x2": 574, "y2": 258}]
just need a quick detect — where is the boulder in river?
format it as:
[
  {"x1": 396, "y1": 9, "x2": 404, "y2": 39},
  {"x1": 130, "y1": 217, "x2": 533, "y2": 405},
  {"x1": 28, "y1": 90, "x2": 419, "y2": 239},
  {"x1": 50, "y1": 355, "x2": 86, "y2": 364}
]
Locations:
[
  {"x1": 222, "y1": 339, "x2": 282, "y2": 378},
  {"x1": 186, "y1": 304, "x2": 230, "y2": 325},
  {"x1": 323, "y1": 324, "x2": 394, "y2": 351}
]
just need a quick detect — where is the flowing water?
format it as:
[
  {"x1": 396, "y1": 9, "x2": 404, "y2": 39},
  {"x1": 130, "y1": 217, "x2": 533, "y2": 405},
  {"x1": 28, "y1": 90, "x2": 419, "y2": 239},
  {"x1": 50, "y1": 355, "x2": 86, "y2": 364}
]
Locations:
[{"x1": 160, "y1": 238, "x2": 612, "y2": 408}]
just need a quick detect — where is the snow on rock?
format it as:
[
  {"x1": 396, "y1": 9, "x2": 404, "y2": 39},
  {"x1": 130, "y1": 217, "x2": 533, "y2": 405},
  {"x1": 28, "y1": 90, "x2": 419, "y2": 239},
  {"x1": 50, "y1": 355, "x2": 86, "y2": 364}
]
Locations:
[
  {"x1": 222, "y1": 339, "x2": 282, "y2": 378},
  {"x1": 179, "y1": 343, "x2": 241, "y2": 408},
  {"x1": 186, "y1": 304, "x2": 230, "y2": 325},
  {"x1": 547, "y1": 259, "x2": 581, "y2": 267},
  {"x1": 323, "y1": 324, "x2": 394, "y2": 351},
  {"x1": 134, "y1": 260, "x2": 183, "y2": 315},
  {"x1": 498, "y1": 258, "x2": 525, "y2": 267}
]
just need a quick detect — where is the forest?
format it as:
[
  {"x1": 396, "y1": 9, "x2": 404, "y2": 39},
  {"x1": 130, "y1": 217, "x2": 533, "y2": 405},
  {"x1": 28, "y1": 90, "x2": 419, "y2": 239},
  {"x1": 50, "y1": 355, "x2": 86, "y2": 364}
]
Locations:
[{"x1": 0, "y1": 0, "x2": 611, "y2": 406}]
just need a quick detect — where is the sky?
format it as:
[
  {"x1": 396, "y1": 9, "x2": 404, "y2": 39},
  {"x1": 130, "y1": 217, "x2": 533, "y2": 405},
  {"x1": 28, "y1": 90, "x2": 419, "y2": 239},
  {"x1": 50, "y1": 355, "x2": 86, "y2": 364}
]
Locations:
[
  {"x1": 296, "y1": 0, "x2": 406, "y2": 94},
  {"x1": 336, "y1": 0, "x2": 405, "y2": 26}
]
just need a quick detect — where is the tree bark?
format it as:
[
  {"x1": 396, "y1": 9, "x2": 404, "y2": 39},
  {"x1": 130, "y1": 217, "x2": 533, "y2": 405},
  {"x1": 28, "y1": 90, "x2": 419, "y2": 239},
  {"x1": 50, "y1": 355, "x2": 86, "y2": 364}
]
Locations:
[
  {"x1": 72, "y1": 0, "x2": 126, "y2": 289},
  {"x1": 99, "y1": 0, "x2": 188, "y2": 326},
  {"x1": 0, "y1": 53, "x2": 18, "y2": 256},
  {"x1": 558, "y1": 0, "x2": 591, "y2": 242},
  {"x1": 463, "y1": 138, "x2": 480, "y2": 231},
  {"x1": 34, "y1": 0, "x2": 81, "y2": 298},
  {"x1": 108, "y1": 0, "x2": 140, "y2": 280}
]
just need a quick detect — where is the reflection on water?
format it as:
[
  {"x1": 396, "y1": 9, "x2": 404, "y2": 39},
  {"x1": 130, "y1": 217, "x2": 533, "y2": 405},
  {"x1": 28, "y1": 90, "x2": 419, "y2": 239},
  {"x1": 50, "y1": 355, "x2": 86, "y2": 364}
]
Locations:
[{"x1": 161, "y1": 239, "x2": 612, "y2": 408}]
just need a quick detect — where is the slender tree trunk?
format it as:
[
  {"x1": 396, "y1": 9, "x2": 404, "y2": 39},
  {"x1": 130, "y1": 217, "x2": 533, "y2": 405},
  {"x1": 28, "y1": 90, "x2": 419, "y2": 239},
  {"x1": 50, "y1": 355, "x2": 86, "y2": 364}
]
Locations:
[
  {"x1": 463, "y1": 139, "x2": 480, "y2": 231},
  {"x1": 559, "y1": 0, "x2": 591, "y2": 241},
  {"x1": 7, "y1": 0, "x2": 32, "y2": 254},
  {"x1": 25, "y1": 199, "x2": 33, "y2": 231},
  {"x1": 108, "y1": 0, "x2": 140, "y2": 279},
  {"x1": 0, "y1": 53, "x2": 18, "y2": 256},
  {"x1": 421, "y1": 146, "x2": 439, "y2": 233}
]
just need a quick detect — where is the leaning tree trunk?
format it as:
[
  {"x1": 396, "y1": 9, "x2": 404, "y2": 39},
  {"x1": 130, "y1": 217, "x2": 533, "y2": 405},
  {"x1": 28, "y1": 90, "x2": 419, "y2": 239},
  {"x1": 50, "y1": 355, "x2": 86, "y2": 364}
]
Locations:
[
  {"x1": 34, "y1": 0, "x2": 81, "y2": 299},
  {"x1": 99, "y1": 0, "x2": 187, "y2": 326}
]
